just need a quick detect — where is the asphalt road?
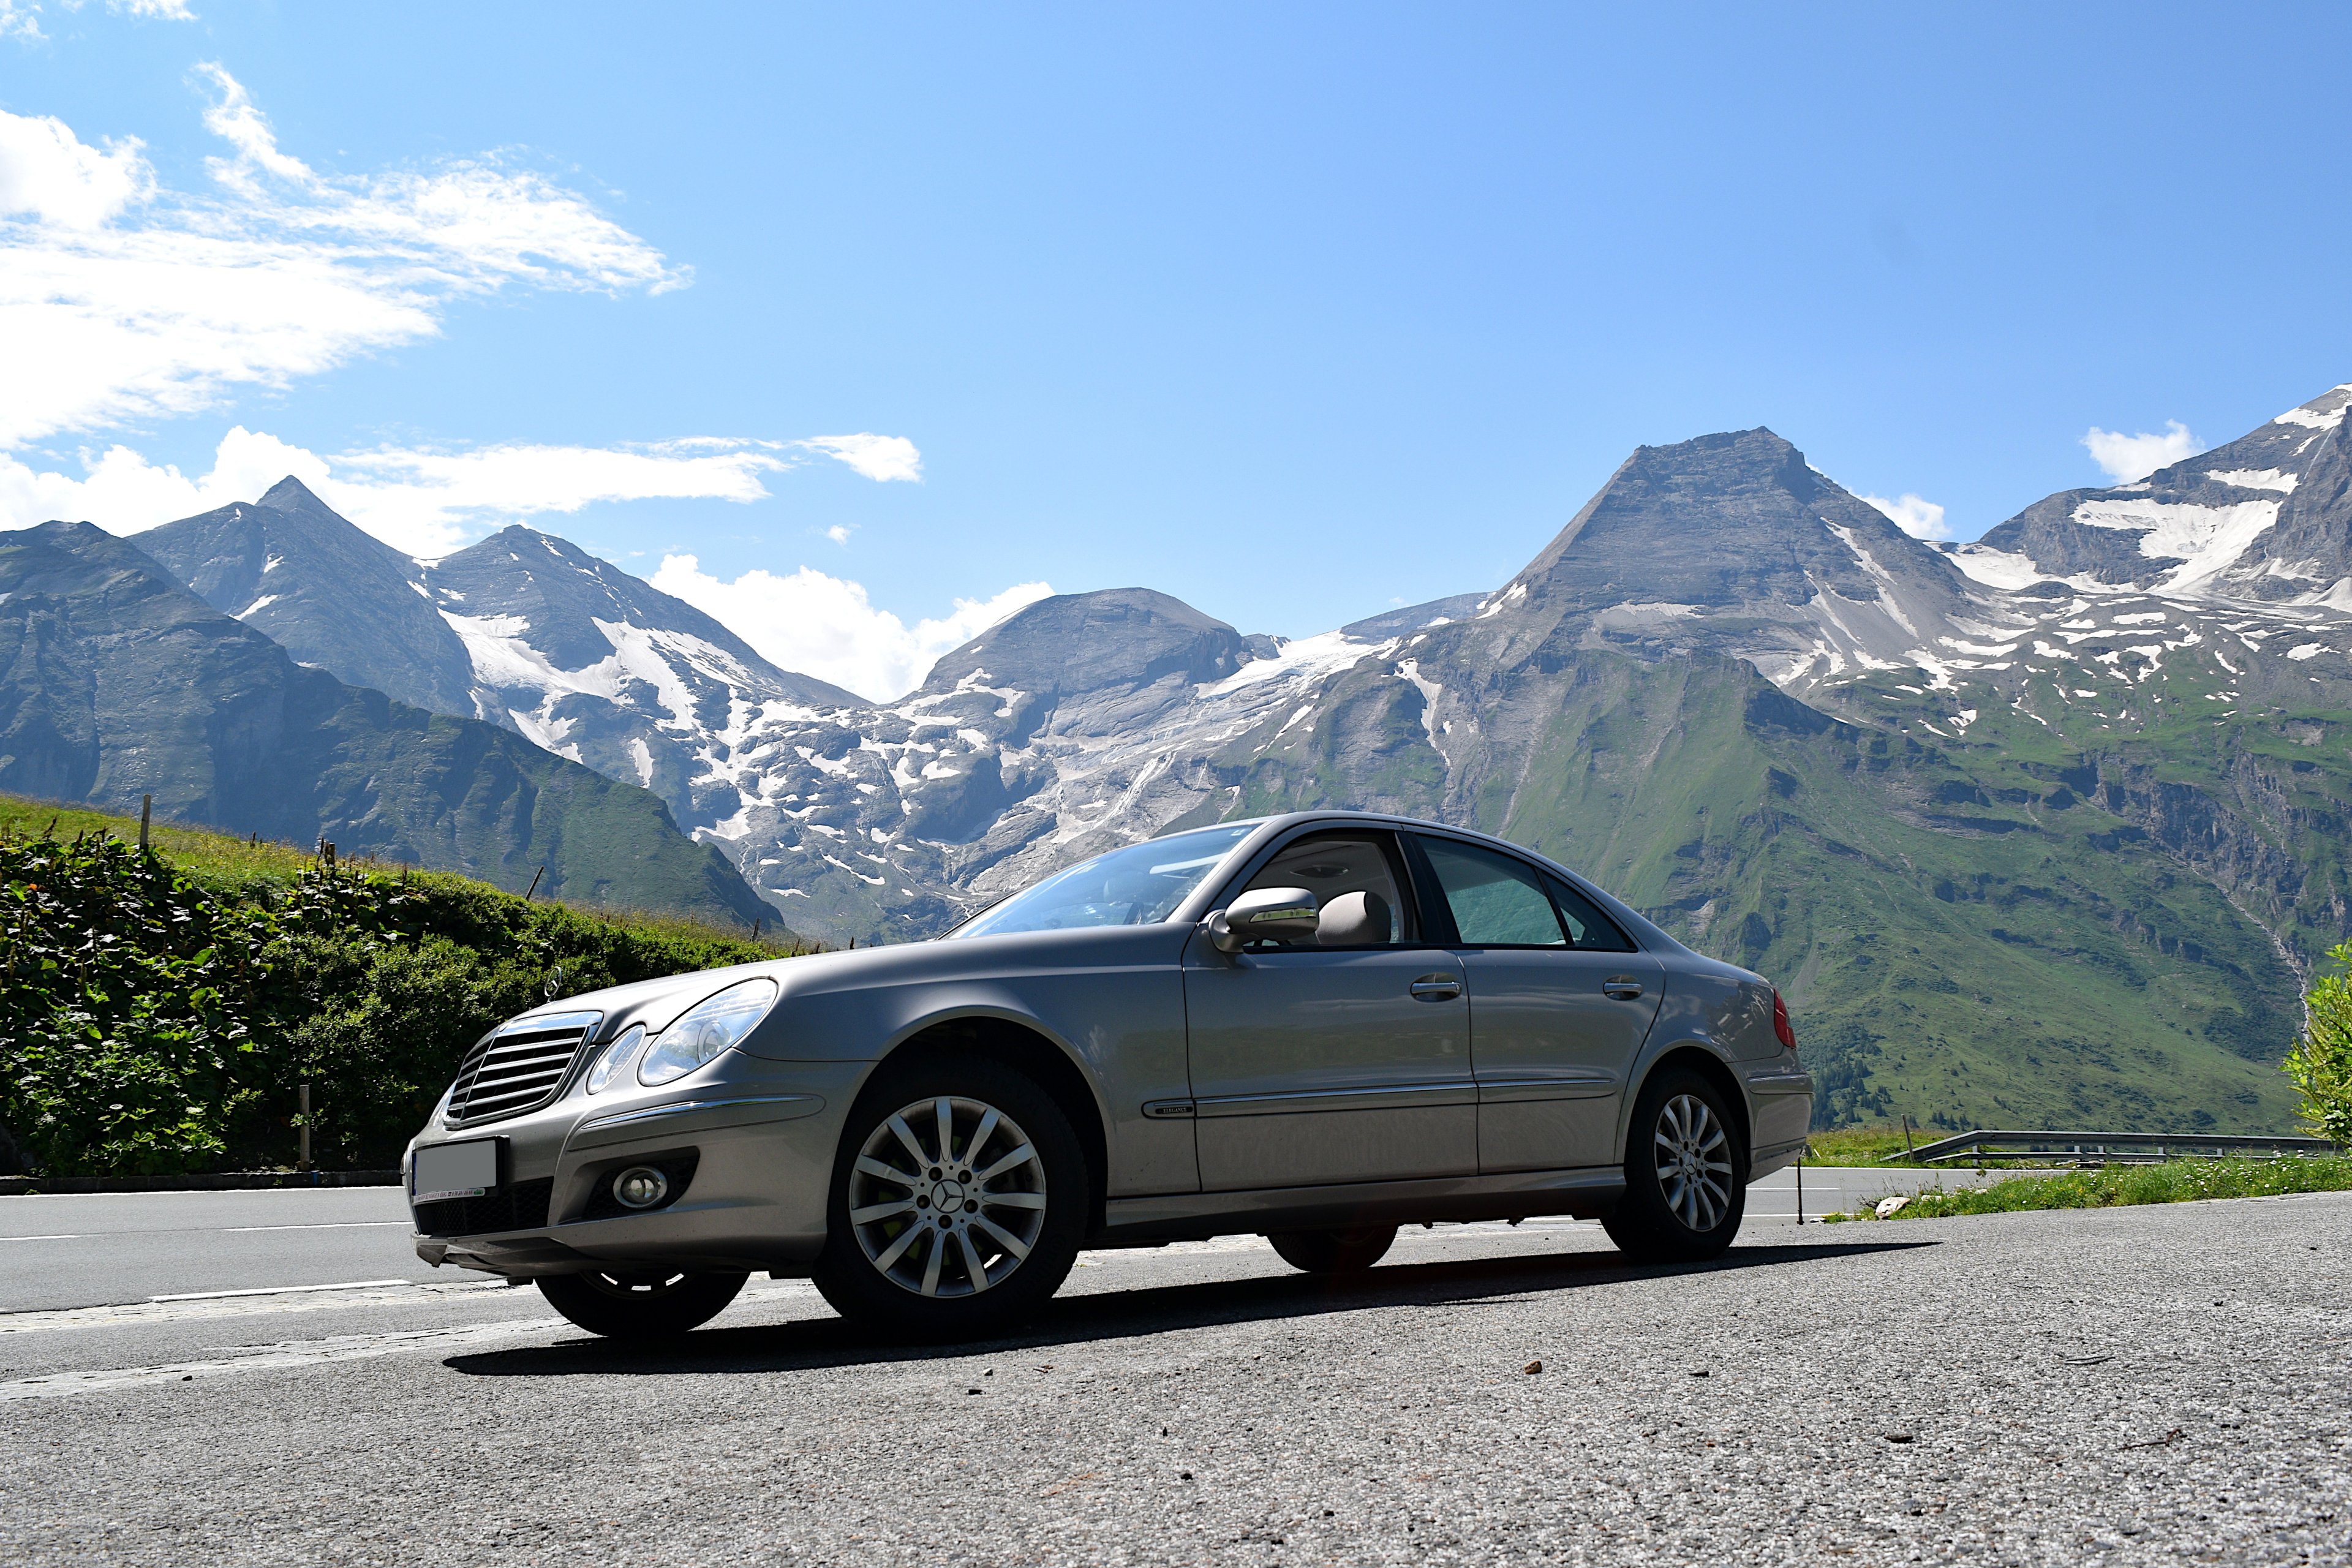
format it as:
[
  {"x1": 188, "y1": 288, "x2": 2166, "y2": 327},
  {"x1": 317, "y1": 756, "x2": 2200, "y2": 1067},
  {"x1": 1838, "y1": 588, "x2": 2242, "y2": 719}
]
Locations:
[
  {"x1": 2, "y1": 1180, "x2": 2345, "y2": 1565},
  {"x1": 0, "y1": 1166, "x2": 2010, "y2": 1316}
]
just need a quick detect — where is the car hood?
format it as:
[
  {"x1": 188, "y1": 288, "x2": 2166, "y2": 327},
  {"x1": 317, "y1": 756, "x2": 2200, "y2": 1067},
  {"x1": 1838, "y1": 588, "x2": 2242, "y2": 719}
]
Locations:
[{"x1": 508, "y1": 944, "x2": 911, "y2": 1038}]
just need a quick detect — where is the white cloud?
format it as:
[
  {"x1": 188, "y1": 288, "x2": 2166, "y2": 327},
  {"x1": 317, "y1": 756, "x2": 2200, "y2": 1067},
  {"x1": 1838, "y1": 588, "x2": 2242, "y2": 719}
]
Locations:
[
  {"x1": 650, "y1": 554, "x2": 1052, "y2": 701},
  {"x1": 824, "y1": 524, "x2": 852, "y2": 545},
  {"x1": 5, "y1": 0, "x2": 196, "y2": 36},
  {"x1": 0, "y1": 426, "x2": 917, "y2": 557},
  {"x1": 0, "y1": 66, "x2": 684, "y2": 449},
  {"x1": 2082, "y1": 420, "x2": 2203, "y2": 486},
  {"x1": 1861, "y1": 491, "x2": 1954, "y2": 541},
  {"x1": 797, "y1": 433, "x2": 923, "y2": 483},
  {"x1": 0, "y1": 110, "x2": 151, "y2": 227}
]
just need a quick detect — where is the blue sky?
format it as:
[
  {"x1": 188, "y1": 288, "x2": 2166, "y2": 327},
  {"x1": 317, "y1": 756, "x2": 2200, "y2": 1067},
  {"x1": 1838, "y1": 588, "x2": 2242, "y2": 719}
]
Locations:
[{"x1": 6, "y1": 2, "x2": 2352, "y2": 696}]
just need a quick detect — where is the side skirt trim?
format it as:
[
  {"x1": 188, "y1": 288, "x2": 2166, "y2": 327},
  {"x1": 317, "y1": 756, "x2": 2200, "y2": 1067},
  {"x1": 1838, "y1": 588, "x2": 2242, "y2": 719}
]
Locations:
[{"x1": 1093, "y1": 1166, "x2": 1627, "y2": 1245}]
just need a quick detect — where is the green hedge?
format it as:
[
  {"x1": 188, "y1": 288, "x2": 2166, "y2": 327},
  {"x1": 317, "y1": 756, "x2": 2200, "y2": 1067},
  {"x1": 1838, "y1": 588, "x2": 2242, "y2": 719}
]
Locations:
[{"x1": 1, "y1": 830, "x2": 791, "y2": 1176}]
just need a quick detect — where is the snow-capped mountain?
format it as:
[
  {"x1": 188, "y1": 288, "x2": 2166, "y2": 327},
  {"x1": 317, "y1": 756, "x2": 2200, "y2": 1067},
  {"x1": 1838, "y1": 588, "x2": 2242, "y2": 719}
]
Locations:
[
  {"x1": 100, "y1": 384, "x2": 2352, "y2": 1130},
  {"x1": 118, "y1": 385, "x2": 2352, "y2": 959},
  {"x1": 416, "y1": 523, "x2": 864, "y2": 829},
  {"x1": 1953, "y1": 383, "x2": 2352, "y2": 606}
]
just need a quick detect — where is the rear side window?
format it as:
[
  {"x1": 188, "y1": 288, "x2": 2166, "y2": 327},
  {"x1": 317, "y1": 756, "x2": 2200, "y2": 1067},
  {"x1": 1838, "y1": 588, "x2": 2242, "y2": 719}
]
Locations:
[
  {"x1": 1417, "y1": 837, "x2": 1566, "y2": 946},
  {"x1": 1547, "y1": 876, "x2": 1637, "y2": 952}
]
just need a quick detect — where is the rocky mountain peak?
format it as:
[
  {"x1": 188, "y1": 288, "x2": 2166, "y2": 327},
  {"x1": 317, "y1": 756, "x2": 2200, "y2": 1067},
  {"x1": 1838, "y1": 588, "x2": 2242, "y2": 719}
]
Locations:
[
  {"x1": 1444, "y1": 427, "x2": 1982, "y2": 700},
  {"x1": 1509, "y1": 426, "x2": 1958, "y2": 616},
  {"x1": 255, "y1": 475, "x2": 333, "y2": 516},
  {"x1": 918, "y1": 587, "x2": 1251, "y2": 703},
  {"x1": 132, "y1": 477, "x2": 478, "y2": 716}
]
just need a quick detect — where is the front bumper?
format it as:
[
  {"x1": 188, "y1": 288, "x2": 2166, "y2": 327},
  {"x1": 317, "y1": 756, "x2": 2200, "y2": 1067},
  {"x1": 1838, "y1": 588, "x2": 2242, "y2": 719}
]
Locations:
[{"x1": 407, "y1": 1060, "x2": 870, "y2": 1278}]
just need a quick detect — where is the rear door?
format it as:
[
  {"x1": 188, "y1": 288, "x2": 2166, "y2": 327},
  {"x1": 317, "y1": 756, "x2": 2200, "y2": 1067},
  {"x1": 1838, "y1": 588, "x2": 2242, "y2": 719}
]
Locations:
[
  {"x1": 1182, "y1": 828, "x2": 1476, "y2": 1191},
  {"x1": 1409, "y1": 834, "x2": 1663, "y2": 1172}
]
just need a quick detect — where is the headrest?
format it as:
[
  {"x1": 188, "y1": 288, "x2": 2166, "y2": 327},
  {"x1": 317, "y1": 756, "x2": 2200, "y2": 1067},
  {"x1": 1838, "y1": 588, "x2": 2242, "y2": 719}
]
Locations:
[{"x1": 1315, "y1": 889, "x2": 1392, "y2": 946}]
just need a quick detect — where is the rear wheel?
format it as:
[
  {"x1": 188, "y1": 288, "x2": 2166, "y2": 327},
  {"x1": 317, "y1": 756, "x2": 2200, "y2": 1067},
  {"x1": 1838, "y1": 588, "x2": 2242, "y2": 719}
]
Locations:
[
  {"x1": 1602, "y1": 1068, "x2": 1746, "y2": 1264},
  {"x1": 812, "y1": 1057, "x2": 1088, "y2": 1341},
  {"x1": 1267, "y1": 1226, "x2": 1397, "y2": 1273},
  {"x1": 537, "y1": 1267, "x2": 748, "y2": 1339}
]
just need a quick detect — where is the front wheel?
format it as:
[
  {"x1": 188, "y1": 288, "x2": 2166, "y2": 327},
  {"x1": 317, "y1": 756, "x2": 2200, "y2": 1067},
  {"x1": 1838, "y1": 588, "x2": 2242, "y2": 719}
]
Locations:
[
  {"x1": 538, "y1": 1267, "x2": 748, "y2": 1339},
  {"x1": 1267, "y1": 1226, "x2": 1397, "y2": 1273},
  {"x1": 812, "y1": 1057, "x2": 1088, "y2": 1341},
  {"x1": 1602, "y1": 1068, "x2": 1746, "y2": 1264}
]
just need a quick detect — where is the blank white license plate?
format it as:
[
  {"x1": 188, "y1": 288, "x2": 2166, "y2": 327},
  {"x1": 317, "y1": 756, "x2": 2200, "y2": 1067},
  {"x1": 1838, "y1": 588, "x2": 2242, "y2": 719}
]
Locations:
[{"x1": 413, "y1": 1139, "x2": 499, "y2": 1203}]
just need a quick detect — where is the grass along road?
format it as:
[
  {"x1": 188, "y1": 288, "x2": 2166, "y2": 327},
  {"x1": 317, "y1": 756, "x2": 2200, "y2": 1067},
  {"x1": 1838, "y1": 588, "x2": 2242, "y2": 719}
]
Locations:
[{"x1": 1836, "y1": 1155, "x2": 2352, "y2": 1223}]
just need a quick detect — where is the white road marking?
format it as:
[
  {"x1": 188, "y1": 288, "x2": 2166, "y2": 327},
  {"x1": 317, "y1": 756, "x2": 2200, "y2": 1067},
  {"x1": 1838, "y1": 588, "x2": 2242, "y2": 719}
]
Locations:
[
  {"x1": 0, "y1": 1318, "x2": 569, "y2": 1401},
  {"x1": 221, "y1": 1221, "x2": 412, "y2": 1233},
  {"x1": 151, "y1": 1279, "x2": 413, "y2": 1302},
  {"x1": 0, "y1": 1281, "x2": 509, "y2": 1336},
  {"x1": 0, "y1": 1234, "x2": 81, "y2": 1242}
]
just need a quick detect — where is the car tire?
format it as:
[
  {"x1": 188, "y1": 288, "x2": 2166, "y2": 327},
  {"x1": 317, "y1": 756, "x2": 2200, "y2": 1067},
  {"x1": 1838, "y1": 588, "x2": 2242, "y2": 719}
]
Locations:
[
  {"x1": 1602, "y1": 1067, "x2": 1747, "y2": 1264},
  {"x1": 1267, "y1": 1226, "x2": 1398, "y2": 1273},
  {"x1": 811, "y1": 1056, "x2": 1089, "y2": 1341},
  {"x1": 537, "y1": 1267, "x2": 748, "y2": 1339}
]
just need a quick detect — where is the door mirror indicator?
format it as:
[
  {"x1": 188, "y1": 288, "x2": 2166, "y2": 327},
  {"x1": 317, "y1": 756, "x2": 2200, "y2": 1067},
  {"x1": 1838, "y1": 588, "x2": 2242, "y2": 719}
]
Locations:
[{"x1": 1207, "y1": 886, "x2": 1321, "y2": 952}]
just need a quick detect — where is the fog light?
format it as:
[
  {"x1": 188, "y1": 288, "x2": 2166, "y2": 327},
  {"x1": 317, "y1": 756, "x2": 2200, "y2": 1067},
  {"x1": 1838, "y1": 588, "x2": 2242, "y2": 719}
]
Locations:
[{"x1": 612, "y1": 1166, "x2": 669, "y2": 1210}]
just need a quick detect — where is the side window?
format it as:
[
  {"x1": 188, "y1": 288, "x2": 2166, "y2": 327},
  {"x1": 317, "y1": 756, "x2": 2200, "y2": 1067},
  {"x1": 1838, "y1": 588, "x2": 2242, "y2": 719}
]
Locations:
[
  {"x1": 1547, "y1": 875, "x2": 1637, "y2": 952},
  {"x1": 1417, "y1": 837, "x2": 1566, "y2": 947},
  {"x1": 1239, "y1": 832, "x2": 1409, "y2": 946}
]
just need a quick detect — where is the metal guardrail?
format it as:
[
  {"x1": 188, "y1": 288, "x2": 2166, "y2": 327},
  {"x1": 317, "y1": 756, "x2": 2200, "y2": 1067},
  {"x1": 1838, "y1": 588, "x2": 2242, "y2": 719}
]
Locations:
[{"x1": 1883, "y1": 1129, "x2": 2341, "y2": 1166}]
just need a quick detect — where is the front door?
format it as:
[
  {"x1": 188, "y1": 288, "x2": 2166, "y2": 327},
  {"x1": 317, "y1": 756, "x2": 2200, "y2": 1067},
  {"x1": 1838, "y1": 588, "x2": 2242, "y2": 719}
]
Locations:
[
  {"x1": 1182, "y1": 829, "x2": 1474, "y2": 1191},
  {"x1": 1411, "y1": 834, "x2": 1664, "y2": 1172}
]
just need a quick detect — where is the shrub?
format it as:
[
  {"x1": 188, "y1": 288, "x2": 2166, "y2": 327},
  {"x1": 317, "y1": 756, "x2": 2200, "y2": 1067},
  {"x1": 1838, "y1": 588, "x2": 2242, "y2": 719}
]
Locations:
[
  {"x1": 2286, "y1": 941, "x2": 2352, "y2": 1144},
  {"x1": 1, "y1": 827, "x2": 792, "y2": 1175}
]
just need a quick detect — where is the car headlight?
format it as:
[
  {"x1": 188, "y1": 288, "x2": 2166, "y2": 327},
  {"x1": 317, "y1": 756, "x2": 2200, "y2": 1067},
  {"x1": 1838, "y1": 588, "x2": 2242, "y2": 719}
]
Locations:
[
  {"x1": 582, "y1": 1024, "x2": 648, "y2": 1095},
  {"x1": 638, "y1": 979, "x2": 780, "y2": 1087}
]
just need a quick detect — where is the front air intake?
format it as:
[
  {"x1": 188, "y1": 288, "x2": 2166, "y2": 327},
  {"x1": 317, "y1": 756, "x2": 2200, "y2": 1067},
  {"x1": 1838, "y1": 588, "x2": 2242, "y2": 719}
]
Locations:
[{"x1": 444, "y1": 1011, "x2": 601, "y2": 1127}]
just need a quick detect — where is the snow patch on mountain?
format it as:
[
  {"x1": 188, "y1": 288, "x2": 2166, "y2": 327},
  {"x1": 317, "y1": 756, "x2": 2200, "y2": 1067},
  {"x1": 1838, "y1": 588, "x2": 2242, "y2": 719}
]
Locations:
[{"x1": 2070, "y1": 494, "x2": 2283, "y2": 594}]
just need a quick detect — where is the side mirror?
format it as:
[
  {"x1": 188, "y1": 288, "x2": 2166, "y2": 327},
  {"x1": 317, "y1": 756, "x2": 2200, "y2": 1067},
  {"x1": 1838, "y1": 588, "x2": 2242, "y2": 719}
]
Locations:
[{"x1": 1207, "y1": 886, "x2": 1320, "y2": 953}]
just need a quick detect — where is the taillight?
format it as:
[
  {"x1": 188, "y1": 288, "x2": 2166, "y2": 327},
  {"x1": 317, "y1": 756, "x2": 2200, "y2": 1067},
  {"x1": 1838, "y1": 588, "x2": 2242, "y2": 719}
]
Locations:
[{"x1": 1771, "y1": 989, "x2": 1796, "y2": 1053}]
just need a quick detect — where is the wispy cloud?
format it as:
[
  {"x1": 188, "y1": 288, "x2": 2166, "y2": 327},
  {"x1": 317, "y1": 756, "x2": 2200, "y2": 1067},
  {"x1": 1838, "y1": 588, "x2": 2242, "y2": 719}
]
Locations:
[
  {"x1": 5, "y1": 1, "x2": 197, "y2": 40},
  {"x1": 796, "y1": 433, "x2": 923, "y2": 483},
  {"x1": 1861, "y1": 491, "x2": 1954, "y2": 541},
  {"x1": 0, "y1": 66, "x2": 684, "y2": 449},
  {"x1": 650, "y1": 555, "x2": 1051, "y2": 701},
  {"x1": 2082, "y1": 420, "x2": 2203, "y2": 486},
  {"x1": 0, "y1": 425, "x2": 922, "y2": 556}
]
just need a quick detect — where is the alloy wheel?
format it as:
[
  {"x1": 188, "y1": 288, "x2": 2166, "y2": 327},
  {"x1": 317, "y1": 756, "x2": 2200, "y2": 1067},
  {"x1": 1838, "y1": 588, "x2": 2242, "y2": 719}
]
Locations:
[
  {"x1": 847, "y1": 1095, "x2": 1049, "y2": 1298},
  {"x1": 1653, "y1": 1092, "x2": 1733, "y2": 1232}
]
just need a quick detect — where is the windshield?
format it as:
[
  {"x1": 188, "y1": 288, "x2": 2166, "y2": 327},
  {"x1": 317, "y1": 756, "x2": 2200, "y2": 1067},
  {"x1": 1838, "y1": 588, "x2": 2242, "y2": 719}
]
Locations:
[{"x1": 951, "y1": 824, "x2": 1258, "y2": 938}]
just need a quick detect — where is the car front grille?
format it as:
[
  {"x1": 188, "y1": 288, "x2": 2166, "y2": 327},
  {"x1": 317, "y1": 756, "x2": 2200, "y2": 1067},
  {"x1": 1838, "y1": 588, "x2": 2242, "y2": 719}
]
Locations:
[
  {"x1": 413, "y1": 1177, "x2": 555, "y2": 1238},
  {"x1": 444, "y1": 1011, "x2": 601, "y2": 1127}
]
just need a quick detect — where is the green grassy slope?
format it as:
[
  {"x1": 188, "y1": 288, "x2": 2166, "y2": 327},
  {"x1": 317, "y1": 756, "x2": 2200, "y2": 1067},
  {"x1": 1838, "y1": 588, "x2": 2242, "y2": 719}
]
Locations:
[{"x1": 0, "y1": 791, "x2": 803, "y2": 948}]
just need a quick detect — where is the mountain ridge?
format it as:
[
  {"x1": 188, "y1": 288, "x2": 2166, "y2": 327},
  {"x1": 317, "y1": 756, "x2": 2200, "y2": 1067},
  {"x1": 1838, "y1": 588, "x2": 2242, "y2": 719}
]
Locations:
[
  {"x1": 81, "y1": 379, "x2": 2352, "y2": 1130},
  {"x1": 0, "y1": 520, "x2": 772, "y2": 928}
]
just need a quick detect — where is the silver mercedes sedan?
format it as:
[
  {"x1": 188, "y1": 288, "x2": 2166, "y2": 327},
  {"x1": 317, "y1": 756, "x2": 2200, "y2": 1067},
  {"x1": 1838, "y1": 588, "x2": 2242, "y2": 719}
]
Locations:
[{"x1": 404, "y1": 812, "x2": 1812, "y2": 1340}]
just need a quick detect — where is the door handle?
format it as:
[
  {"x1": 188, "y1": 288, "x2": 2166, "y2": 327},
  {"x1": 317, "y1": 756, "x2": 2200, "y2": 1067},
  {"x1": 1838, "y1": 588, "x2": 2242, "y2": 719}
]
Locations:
[
  {"x1": 1602, "y1": 976, "x2": 1645, "y2": 1001},
  {"x1": 1409, "y1": 975, "x2": 1463, "y2": 1001}
]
